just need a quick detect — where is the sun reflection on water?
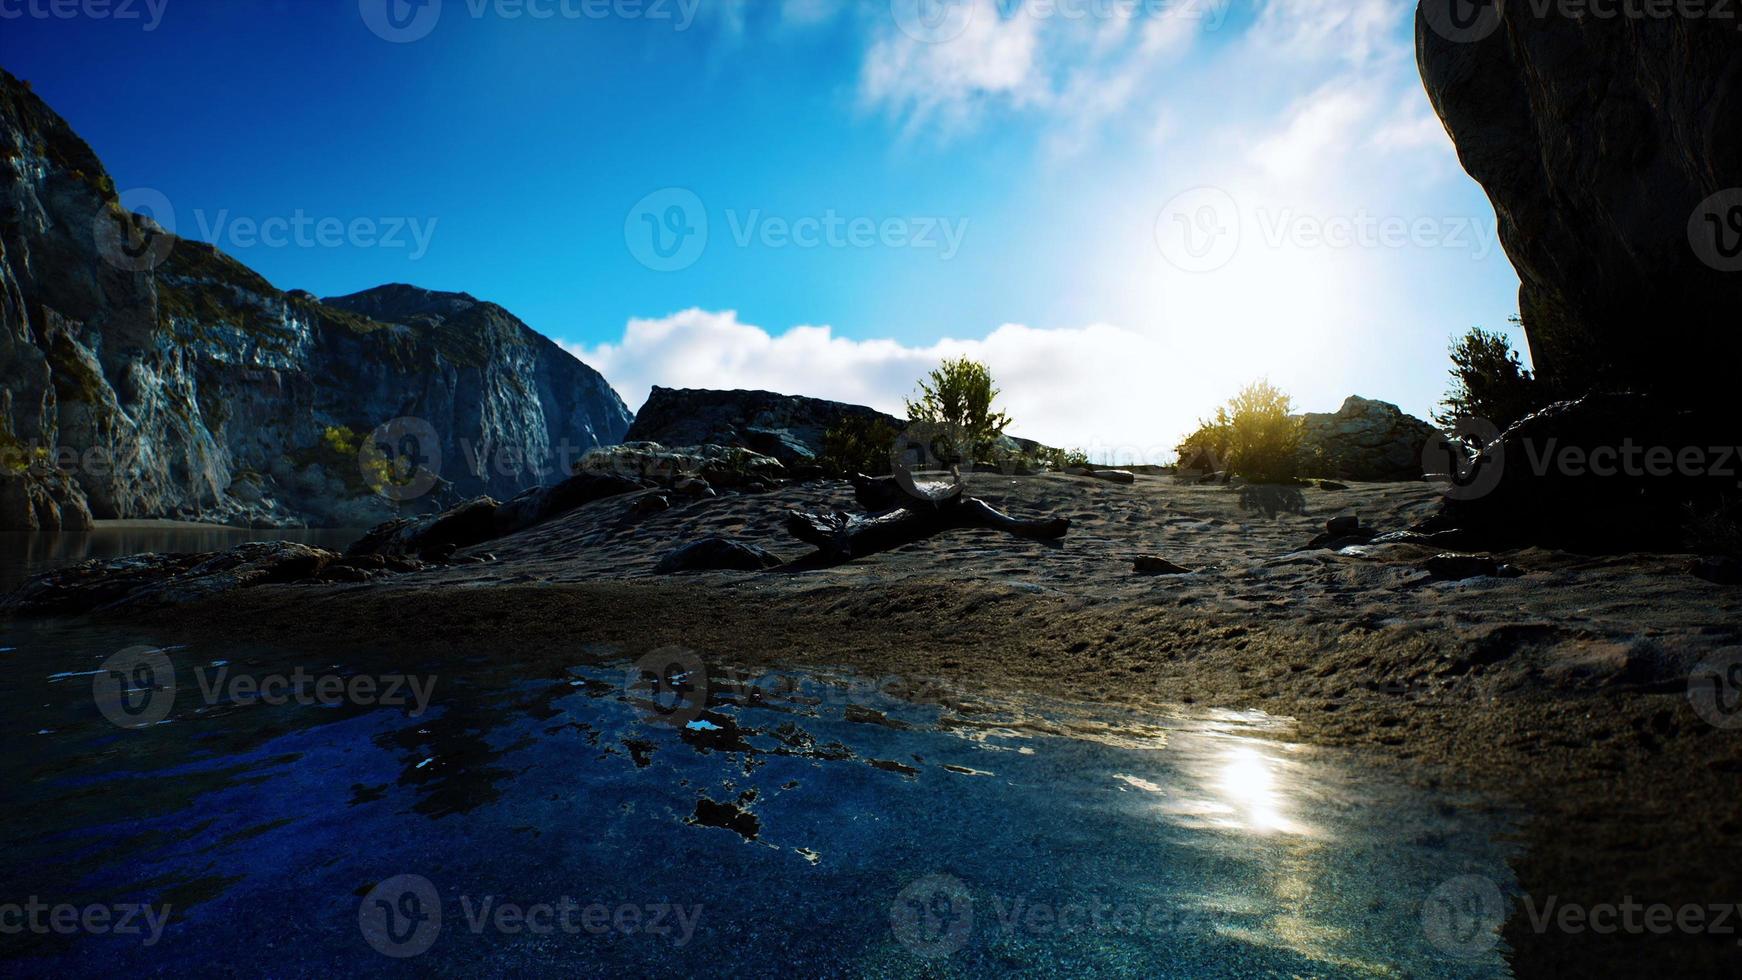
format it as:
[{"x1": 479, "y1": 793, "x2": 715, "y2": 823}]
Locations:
[{"x1": 1217, "y1": 745, "x2": 1302, "y2": 836}]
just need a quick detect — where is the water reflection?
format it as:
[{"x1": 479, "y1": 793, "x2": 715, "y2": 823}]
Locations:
[
  {"x1": 0, "y1": 621, "x2": 1519, "y2": 977},
  {"x1": 1215, "y1": 745, "x2": 1300, "y2": 836}
]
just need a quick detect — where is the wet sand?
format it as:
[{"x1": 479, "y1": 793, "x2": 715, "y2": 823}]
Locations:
[{"x1": 50, "y1": 473, "x2": 1742, "y2": 974}]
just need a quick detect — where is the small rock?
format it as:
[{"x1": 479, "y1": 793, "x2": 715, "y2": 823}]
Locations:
[
  {"x1": 1090, "y1": 470, "x2": 1136, "y2": 485},
  {"x1": 1691, "y1": 556, "x2": 1742, "y2": 585},
  {"x1": 654, "y1": 537, "x2": 783, "y2": 574},
  {"x1": 1317, "y1": 480, "x2": 1349, "y2": 491},
  {"x1": 631, "y1": 494, "x2": 671, "y2": 516},
  {"x1": 1134, "y1": 555, "x2": 1193, "y2": 576},
  {"x1": 674, "y1": 477, "x2": 714, "y2": 497},
  {"x1": 1306, "y1": 515, "x2": 1376, "y2": 550}
]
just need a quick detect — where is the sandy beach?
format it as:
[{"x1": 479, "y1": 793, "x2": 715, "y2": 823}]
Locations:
[{"x1": 93, "y1": 471, "x2": 1742, "y2": 976}]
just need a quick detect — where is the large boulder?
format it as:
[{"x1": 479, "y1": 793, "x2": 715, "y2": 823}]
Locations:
[
  {"x1": 1420, "y1": 392, "x2": 1740, "y2": 551},
  {"x1": 624, "y1": 388, "x2": 903, "y2": 468},
  {"x1": 1296, "y1": 396, "x2": 1438, "y2": 482},
  {"x1": 1416, "y1": 3, "x2": 1742, "y2": 398}
]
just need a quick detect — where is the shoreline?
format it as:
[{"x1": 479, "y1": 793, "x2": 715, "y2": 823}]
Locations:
[
  {"x1": 90, "y1": 571, "x2": 1739, "y2": 975},
  {"x1": 9, "y1": 472, "x2": 1741, "y2": 974}
]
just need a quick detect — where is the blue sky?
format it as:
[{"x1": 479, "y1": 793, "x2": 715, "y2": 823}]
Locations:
[{"x1": 1, "y1": 0, "x2": 1523, "y2": 459}]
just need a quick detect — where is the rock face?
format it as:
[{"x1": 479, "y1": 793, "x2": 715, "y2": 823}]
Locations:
[
  {"x1": 624, "y1": 387, "x2": 903, "y2": 468},
  {"x1": 1296, "y1": 397, "x2": 1438, "y2": 482},
  {"x1": 1420, "y1": 392, "x2": 1738, "y2": 551},
  {"x1": 1416, "y1": 3, "x2": 1742, "y2": 397},
  {"x1": 0, "y1": 70, "x2": 631, "y2": 530}
]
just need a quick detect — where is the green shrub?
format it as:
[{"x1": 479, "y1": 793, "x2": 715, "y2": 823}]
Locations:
[
  {"x1": 1034, "y1": 446, "x2": 1090, "y2": 470},
  {"x1": 1177, "y1": 381, "x2": 1302, "y2": 483},
  {"x1": 904, "y1": 357, "x2": 1012, "y2": 465},
  {"x1": 1434, "y1": 323, "x2": 1541, "y2": 431},
  {"x1": 820, "y1": 415, "x2": 900, "y2": 477},
  {"x1": 1175, "y1": 407, "x2": 1232, "y2": 474}
]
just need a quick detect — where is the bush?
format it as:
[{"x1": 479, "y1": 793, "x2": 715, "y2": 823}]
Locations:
[
  {"x1": 1036, "y1": 447, "x2": 1090, "y2": 470},
  {"x1": 1175, "y1": 408, "x2": 1232, "y2": 474},
  {"x1": 820, "y1": 415, "x2": 900, "y2": 477},
  {"x1": 1176, "y1": 381, "x2": 1302, "y2": 483},
  {"x1": 905, "y1": 357, "x2": 1012, "y2": 464},
  {"x1": 1434, "y1": 323, "x2": 1541, "y2": 431}
]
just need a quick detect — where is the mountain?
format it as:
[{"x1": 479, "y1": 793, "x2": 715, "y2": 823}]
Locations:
[{"x1": 0, "y1": 69, "x2": 631, "y2": 529}]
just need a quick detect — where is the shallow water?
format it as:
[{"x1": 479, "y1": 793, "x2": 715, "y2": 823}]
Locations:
[{"x1": 0, "y1": 604, "x2": 1523, "y2": 977}]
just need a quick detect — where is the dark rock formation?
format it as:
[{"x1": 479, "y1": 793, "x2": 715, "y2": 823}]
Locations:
[
  {"x1": 1419, "y1": 392, "x2": 1738, "y2": 551},
  {"x1": 1296, "y1": 396, "x2": 1438, "y2": 482},
  {"x1": 1691, "y1": 556, "x2": 1742, "y2": 585},
  {"x1": 1416, "y1": 3, "x2": 1742, "y2": 397},
  {"x1": 3, "y1": 540, "x2": 331, "y2": 615},
  {"x1": 624, "y1": 387, "x2": 903, "y2": 469},
  {"x1": 347, "y1": 471, "x2": 644, "y2": 559},
  {"x1": 0, "y1": 69, "x2": 631, "y2": 530}
]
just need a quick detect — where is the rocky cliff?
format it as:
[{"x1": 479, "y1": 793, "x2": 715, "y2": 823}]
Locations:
[
  {"x1": 1416, "y1": 2, "x2": 1742, "y2": 397},
  {"x1": 0, "y1": 70, "x2": 631, "y2": 529}
]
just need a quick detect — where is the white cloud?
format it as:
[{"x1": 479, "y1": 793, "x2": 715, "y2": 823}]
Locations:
[
  {"x1": 861, "y1": 0, "x2": 1046, "y2": 132},
  {"x1": 1247, "y1": 0, "x2": 1408, "y2": 67},
  {"x1": 569, "y1": 0, "x2": 1503, "y2": 461},
  {"x1": 1250, "y1": 82, "x2": 1380, "y2": 184},
  {"x1": 568, "y1": 310, "x2": 1243, "y2": 463},
  {"x1": 860, "y1": 0, "x2": 1208, "y2": 147}
]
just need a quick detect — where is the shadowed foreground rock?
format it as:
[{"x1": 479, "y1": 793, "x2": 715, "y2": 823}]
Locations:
[
  {"x1": 347, "y1": 472, "x2": 645, "y2": 559},
  {"x1": 1420, "y1": 393, "x2": 1740, "y2": 551},
  {"x1": 0, "y1": 541, "x2": 430, "y2": 616}
]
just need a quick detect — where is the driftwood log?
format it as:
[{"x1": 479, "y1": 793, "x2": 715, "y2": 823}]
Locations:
[{"x1": 784, "y1": 475, "x2": 1069, "y2": 564}]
